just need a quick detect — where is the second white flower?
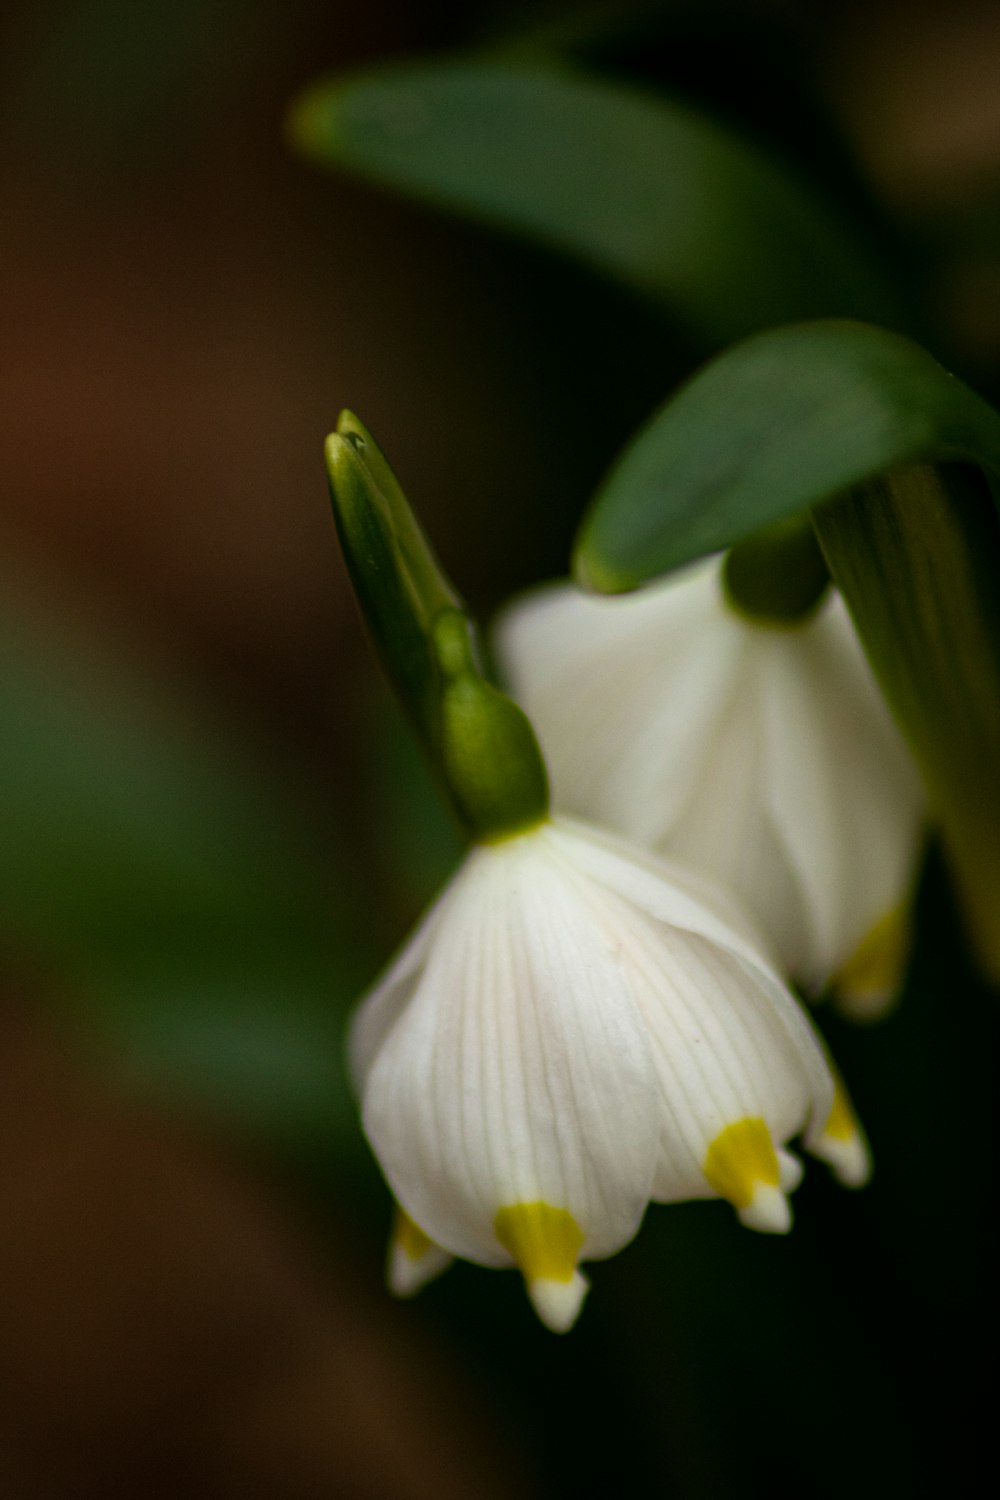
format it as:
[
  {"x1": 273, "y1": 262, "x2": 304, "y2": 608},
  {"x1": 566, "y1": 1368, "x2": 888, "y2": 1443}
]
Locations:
[{"x1": 496, "y1": 558, "x2": 924, "y2": 1008}]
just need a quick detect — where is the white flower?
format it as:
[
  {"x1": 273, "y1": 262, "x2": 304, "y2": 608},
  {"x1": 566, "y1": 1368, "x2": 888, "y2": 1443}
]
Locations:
[
  {"x1": 496, "y1": 559, "x2": 923, "y2": 1012},
  {"x1": 351, "y1": 815, "x2": 867, "y2": 1333}
]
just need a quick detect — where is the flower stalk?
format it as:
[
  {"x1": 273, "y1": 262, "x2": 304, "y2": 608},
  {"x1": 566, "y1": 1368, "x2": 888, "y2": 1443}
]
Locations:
[
  {"x1": 813, "y1": 460, "x2": 1000, "y2": 978},
  {"x1": 722, "y1": 515, "x2": 830, "y2": 626}
]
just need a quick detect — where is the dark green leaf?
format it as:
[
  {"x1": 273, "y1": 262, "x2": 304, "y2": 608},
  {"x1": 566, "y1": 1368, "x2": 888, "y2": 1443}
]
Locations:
[
  {"x1": 289, "y1": 62, "x2": 902, "y2": 346},
  {"x1": 575, "y1": 320, "x2": 1000, "y2": 590}
]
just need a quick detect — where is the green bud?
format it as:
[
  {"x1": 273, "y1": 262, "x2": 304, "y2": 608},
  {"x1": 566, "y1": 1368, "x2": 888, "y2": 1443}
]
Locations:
[
  {"x1": 324, "y1": 413, "x2": 461, "y2": 745},
  {"x1": 336, "y1": 412, "x2": 462, "y2": 623},
  {"x1": 722, "y1": 515, "x2": 830, "y2": 626},
  {"x1": 433, "y1": 610, "x2": 549, "y2": 841},
  {"x1": 325, "y1": 417, "x2": 550, "y2": 844}
]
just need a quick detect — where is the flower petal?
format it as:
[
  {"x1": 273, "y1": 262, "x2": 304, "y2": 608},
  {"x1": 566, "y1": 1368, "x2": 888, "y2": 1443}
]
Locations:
[
  {"x1": 807, "y1": 1075, "x2": 872, "y2": 1186},
  {"x1": 498, "y1": 564, "x2": 923, "y2": 999},
  {"x1": 525, "y1": 1269, "x2": 589, "y2": 1334},
  {"x1": 613, "y1": 923, "x2": 822, "y2": 1203},
  {"x1": 348, "y1": 889, "x2": 453, "y2": 1092},
  {"x1": 703, "y1": 1118, "x2": 792, "y2": 1233},
  {"x1": 546, "y1": 816, "x2": 781, "y2": 973},
  {"x1": 494, "y1": 1202, "x2": 590, "y2": 1332},
  {"x1": 541, "y1": 822, "x2": 835, "y2": 1201},
  {"x1": 762, "y1": 596, "x2": 923, "y2": 987},
  {"x1": 661, "y1": 641, "x2": 816, "y2": 976},
  {"x1": 495, "y1": 562, "x2": 743, "y2": 846},
  {"x1": 359, "y1": 833, "x2": 661, "y2": 1267},
  {"x1": 833, "y1": 903, "x2": 913, "y2": 1019},
  {"x1": 387, "y1": 1207, "x2": 454, "y2": 1297}
]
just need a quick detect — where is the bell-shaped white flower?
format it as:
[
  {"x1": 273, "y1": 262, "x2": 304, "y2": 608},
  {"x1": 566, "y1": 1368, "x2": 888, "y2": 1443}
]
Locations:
[
  {"x1": 496, "y1": 559, "x2": 923, "y2": 1013},
  {"x1": 351, "y1": 815, "x2": 868, "y2": 1333}
]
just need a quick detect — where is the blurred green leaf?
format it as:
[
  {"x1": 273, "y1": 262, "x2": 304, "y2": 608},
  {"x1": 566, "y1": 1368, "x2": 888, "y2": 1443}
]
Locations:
[
  {"x1": 575, "y1": 320, "x2": 1000, "y2": 590},
  {"x1": 289, "y1": 61, "x2": 902, "y2": 348},
  {"x1": 1, "y1": 597, "x2": 371, "y2": 1148}
]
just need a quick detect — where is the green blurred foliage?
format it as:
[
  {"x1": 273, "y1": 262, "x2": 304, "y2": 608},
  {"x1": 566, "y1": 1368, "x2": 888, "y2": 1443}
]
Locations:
[
  {"x1": 0, "y1": 594, "x2": 371, "y2": 1150},
  {"x1": 2, "y1": 0, "x2": 271, "y2": 173},
  {"x1": 291, "y1": 59, "x2": 905, "y2": 349},
  {"x1": 577, "y1": 320, "x2": 1000, "y2": 586}
]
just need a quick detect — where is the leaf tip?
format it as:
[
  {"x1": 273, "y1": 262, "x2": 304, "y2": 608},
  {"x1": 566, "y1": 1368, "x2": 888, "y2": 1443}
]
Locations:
[{"x1": 571, "y1": 537, "x2": 634, "y2": 596}]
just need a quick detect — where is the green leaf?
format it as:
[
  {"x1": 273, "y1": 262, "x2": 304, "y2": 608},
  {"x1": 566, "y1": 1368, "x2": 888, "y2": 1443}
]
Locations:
[
  {"x1": 289, "y1": 61, "x2": 902, "y2": 346},
  {"x1": 575, "y1": 320, "x2": 1000, "y2": 590}
]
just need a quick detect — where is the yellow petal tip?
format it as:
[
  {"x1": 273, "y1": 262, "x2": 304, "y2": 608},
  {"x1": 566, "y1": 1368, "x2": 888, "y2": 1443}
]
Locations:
[
  {"x1": 704, "y1": 1118, "x2": 787, "y2": 1230},
  {"x1": 387, "y1": 1208, "x2": 453, "y2": 1298},
  {"x1": 493, "y1": 1201, "x2": 585, "y2": 1283},
  {"x1": 810, "y1": 1082, "x2": 873, "y2": 1189},
  {"x1": 494, "y1": 1202, "x2": 588, "y2": 1328},
  {"x1": 833, "y1": 906, "x2": 911, "y2": 1021}
]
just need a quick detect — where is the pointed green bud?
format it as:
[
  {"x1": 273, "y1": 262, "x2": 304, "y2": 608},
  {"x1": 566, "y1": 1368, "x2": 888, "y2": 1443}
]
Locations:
[
  {"x1": 433, "y1": 610, "x2": 549, "y2": 841},
  {"x1": 722, "y1": 515, "x2": 830, "y2": 626},
  {"x1": 335, "y1": 412, "x2": 461, "y2": 624},
  {"x1": 325, "y1": 414, "x2": 549, "y2": 843},
  {"x1": 324, "y1": 412, "x2": 460, "y2": 744}
]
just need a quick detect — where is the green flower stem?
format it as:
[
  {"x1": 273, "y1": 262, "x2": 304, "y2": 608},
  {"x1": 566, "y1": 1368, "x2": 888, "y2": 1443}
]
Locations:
[
  {"x1": 722, "y1": 516, "x2": 830, "y2": 625},
  {"x1": 813, "y1": 462, "x2": 1000, "y2": 978}
]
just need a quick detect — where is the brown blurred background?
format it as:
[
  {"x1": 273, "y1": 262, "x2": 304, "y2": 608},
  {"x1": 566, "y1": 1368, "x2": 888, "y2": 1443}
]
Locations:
[{"x1": 4, "y1": 1, "x2": 1000, "y2": 1495}]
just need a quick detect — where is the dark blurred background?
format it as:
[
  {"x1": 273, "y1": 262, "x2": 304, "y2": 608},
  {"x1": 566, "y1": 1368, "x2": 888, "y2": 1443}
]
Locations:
[{"x1": 3, "y1": 1, "x2": 1000, "y2": 1495}]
